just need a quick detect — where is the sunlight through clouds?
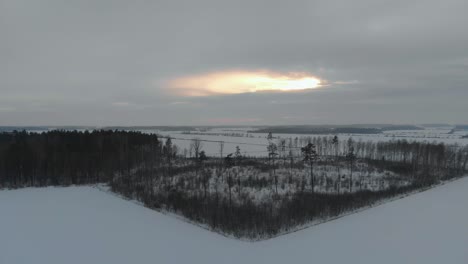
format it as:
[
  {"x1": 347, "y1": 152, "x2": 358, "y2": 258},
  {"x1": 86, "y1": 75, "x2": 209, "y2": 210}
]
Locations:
[{"x1": 167, "y1": 70, "x2": 323, "y2": 96}]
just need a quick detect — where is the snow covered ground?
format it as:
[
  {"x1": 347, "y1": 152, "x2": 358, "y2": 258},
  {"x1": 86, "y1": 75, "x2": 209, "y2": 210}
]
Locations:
[
  {"x1": 149, "y1": 127, "x2": 468, "y2": 157},
  {"x1": 1, "y1": 178, "x2": 467, "y2": 264}
]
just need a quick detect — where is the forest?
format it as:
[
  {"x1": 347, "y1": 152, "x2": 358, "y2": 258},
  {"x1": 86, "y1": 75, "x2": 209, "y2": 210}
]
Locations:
[{"x1": 1, "y1": 130, "x2": 467, "y2": 239}]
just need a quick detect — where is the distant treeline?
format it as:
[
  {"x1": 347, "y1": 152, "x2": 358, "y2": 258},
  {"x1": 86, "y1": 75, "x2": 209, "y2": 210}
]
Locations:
[
  {"x1": 380, "y1": 125, "x2": 424, "y2": 131},
  {"x1": 253, "y1": 126, "x2": 382, "y2": 134},
  {"x1": 0, "y1": 126, "x2": 92, "y2": 132},
  {"x1": 102, "y1": 126, "x2": 197, "y2": 132},
  {"x1": 252, "y1": 125, "x2": 423, "y2": 135}
]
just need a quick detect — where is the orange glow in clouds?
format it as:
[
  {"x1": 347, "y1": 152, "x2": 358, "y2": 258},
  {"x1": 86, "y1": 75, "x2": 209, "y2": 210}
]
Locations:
[{"x1": 168, "y1": 70, "x2": 322, "y2": 96}]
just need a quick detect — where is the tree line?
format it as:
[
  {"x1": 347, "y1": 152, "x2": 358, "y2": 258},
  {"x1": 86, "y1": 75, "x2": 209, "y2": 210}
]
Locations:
[{"x1": 0, "y1": 130, "x2": 160, "y2": 187}]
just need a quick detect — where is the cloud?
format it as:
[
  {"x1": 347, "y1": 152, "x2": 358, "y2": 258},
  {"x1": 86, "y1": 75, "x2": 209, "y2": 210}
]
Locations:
[
  {"x1": 334, "y1": 80, "x2": 360, "y2": 85},
  {"x1": 169, "y1": 101, "x2": 190, "y2": 105},
  {"x1": 166, "y1": 70, "x2": 322, "y2": 96},
  {"x1": 112, "y1": 102, "x2": 130, "y2": 107},
  {"x1": 1, "y1": 0, "x2": 468, "y2": 125},
  {"x1": 0, "y1": 107, "x2": 16, "y2": 112}
]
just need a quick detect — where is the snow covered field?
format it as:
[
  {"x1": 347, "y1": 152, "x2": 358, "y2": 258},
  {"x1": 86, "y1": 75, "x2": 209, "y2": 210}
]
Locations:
[
  {"x1": 1, "y1": 177, "x2": 467, "y2": 264},
  {"x1": 148, "y1": 127, "x2": 468, "y2": 157}
]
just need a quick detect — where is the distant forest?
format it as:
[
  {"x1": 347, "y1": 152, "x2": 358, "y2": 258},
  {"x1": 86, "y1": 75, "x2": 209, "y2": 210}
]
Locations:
[
  {"x1": 1, "y1": 130, "x2": 467, "y2": 239},
  {"x1": 252, "y1": 125, "x2": 423, "y2": 135}
]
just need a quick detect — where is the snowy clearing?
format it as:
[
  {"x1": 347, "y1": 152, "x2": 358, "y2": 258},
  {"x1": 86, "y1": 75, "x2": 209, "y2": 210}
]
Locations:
[
  {"x1": 150, "y1": 127, "x2": 468, "y2": 157},
  {"x1": 1, "y1": 177, "x2": 467, "y2": 264}
]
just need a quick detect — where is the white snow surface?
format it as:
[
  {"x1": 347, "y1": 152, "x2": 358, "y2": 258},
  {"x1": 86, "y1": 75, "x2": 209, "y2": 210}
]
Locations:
[
  {"x1": 150, "y1": 127, "x2": 468, "y2": 157},
  {"x1": 1, "y1": 178, "x2": 468, "y2": 264}
]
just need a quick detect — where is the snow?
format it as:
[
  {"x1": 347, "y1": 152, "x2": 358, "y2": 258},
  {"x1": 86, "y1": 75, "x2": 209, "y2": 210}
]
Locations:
[
  {"x1": 1, "y1": 178, "x2": 468, "y2": 264},
  {"x1": 149, "y1": 127, "x2": 468, "y2": 157}
]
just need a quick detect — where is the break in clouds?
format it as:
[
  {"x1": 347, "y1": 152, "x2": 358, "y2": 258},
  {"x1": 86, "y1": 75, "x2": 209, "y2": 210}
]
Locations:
[
  {"x1": 166, "y1": 70, "x2": 322, "y2": 96},
  {"x1": 1, "y1": 0, "x2": 468, "y2": 125}
]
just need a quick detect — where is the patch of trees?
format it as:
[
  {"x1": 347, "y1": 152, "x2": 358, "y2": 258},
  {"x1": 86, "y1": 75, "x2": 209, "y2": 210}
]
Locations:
[
  {"x1": 114, "y1": 178, "x2": 427, "y2": 239},
  {"x1": 0, "y1": 130, "x2": 161, "y2": 188},
  {"x1": 110, "y1": 135, "x2": 468, "y2": 239},
  {"x1": 284, "y1": 136, "x2": 468, "y2": 181}
]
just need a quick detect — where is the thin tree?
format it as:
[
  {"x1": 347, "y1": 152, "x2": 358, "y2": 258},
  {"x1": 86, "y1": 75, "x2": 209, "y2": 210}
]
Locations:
[
  {"x1": 301, "y1": 143, "x2": 318, "y2": 193},
  {"x1": 288, "y1": 138, "x2": 294, "y2": 176},
  {"x1": 346, "y1": 144, "x2": 356, "y2": 192},
  {"x1": 219, "y1": 141, "x2": 224, "y2": 160},
  {"x1": 163, "y1": 137, "x2": 173, "y2": 176},
  {"x1": 266, "y1": 133, "x2": 279, "y2": 193},
  {"x1": 190, "y1": 138, "x2": 203, "y2": 176},
  {"x1": 225, "y1": 153, "x2": 234, "y2": 207},
  {"x1": 191, "y1": 138, "x2": 203, "y2": 159},
  {"x1": 234, "y1": 146, "x2": 242, "y2": 166},
  {"x1": 268, "y1": 142, "x2": 278, "y2": 187},
  {"x1": 278, "y1": 138, "x2": 287, "y2": 166},
  {"x1": 331, "y1": 135, "x2": 340, "y2": 193},
  {"x1": 234, "y1": 146, "x2": 242, "y2": 196}
]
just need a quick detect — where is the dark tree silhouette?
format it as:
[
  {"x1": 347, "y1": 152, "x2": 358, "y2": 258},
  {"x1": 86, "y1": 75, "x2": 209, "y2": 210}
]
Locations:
[{"x1": 301, "y1": 143, "x2": 319, "y2": 192}]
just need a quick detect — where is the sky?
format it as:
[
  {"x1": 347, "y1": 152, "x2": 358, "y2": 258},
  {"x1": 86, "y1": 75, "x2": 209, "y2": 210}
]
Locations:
[{"x1": 1, "y1": 0, "x2": 468, "y2": 126}]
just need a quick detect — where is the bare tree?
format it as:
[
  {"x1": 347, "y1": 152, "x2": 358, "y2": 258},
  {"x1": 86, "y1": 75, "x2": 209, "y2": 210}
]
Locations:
[
  {"x1": 302, "y1": 143, "x2": 318, "y2": 193},
  {"x1": 191, "y1": 138, "x2": 203, "y2": 160},
  {"x1": 266, "y1": 133, "x2": 279, "y2": 194},
  {"x1": 219, "y1": 141, "x2": 224, "y2": 159},
  {"x1": 346, "y1": 138, "x2": 356, "y2": 192},
  {"x1": 163, "y1": 138, "x2": 173, "y2": 176},
  {"x1": 278, "y1": 138, "x2": 287, "y2": 166},
  {"x1": 268, "y1": 143, "x2": 278, "y2": 173},
  {"x1": 190, "y1": 138, "x2": 203, "y2": 177},
  {"x1": 267, "y1": 132, "x2": 273, "y2": 142},
  {"x1": 462, "y1": 146, "x2": 468, "y2": 171},
  {"x1": 200, "y1": 156, "x2": 210, "y2": 199},
  {"x1": 332, "y1": 135, "x2": 339, "y2": 158},
  {"x1": 288, "y1": 138, "x2": 294, "y2": 176},
  {"x1": 332, "y1": 135, "x2": 341, "y2": 193},
  {"x1": 224, "y1": 154, "x2": 234, "y2": 207}
]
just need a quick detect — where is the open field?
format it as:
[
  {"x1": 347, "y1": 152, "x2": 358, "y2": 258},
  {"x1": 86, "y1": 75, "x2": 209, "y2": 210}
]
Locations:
[
  {"x1": 1, "y1": 177, "x2": 467, "y2": 264},
  {"x1": 149, "y1": 126, "x2": 468, "y2": 157}
]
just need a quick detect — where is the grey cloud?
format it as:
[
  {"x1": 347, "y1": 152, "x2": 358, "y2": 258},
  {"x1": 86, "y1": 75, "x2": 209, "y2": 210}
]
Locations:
[{"x1": 1, "y1": 0, "x2": 468, "y2": 125}]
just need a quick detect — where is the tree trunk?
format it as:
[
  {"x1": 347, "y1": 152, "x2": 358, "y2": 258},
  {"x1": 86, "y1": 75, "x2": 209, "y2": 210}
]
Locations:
[{"x1": 310, "y1": 161, "x2": 314, "y2": 193}]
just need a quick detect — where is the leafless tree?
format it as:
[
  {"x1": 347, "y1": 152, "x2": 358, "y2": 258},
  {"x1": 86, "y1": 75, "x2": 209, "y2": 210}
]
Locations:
[
  {"x1": 191, "y1": 138, "x2": 203, "y2": 159},
  {"x1": 278, "y1": 138, "x2": 287, "y2": 166},
  {"x1": 302, "y1": 143, "x2": 318, "y2": 193},
  {"x1": 219, "y1": 141, "x2": 224, "y2": 159}
]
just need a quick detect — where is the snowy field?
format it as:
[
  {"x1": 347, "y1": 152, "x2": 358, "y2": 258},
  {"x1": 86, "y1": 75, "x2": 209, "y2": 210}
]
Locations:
[
  {"x1": 1, "y1": 177, "x2": 467, "y2": 264},
  {"x1": 147, "y1": 127, "x2": 468, "y2": 157}
]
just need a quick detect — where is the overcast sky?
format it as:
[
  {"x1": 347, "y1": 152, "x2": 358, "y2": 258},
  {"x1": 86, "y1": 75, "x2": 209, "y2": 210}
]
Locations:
[{"x1": 2, "y1": 0, "x2": 468, "y2": 126}]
